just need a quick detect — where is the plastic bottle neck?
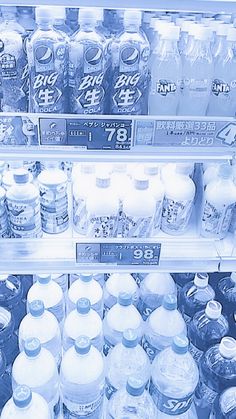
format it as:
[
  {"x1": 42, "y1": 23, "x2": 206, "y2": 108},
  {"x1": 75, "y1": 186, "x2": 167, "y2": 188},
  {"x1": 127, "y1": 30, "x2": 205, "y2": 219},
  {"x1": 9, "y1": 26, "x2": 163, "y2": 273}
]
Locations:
[
  {"x1": 37, "y1": 21, "x2": 54, "y2": 30},
  {"x1": 213, "y1": 35, "x2": 227, "y2": 57},
  {"x1": 124, "y1": 23, "x2": 140, "y2": 32},
  {"x1": 80, "y1": 21, "x2": 97, "y2": 31},
  {"x1": 158, "y1": 38, "x2": 179, "y2": 54},
  {"x1": 192, "y1": 38, "x2": 212, "y2": 56}
]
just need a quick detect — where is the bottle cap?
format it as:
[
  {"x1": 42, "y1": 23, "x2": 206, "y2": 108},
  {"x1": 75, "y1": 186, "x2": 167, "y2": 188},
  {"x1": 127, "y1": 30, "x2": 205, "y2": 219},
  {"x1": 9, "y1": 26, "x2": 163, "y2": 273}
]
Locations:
[
  {"x1": 53, "y1": 6, "x2": 66, "y2": 20},
  {"x1": 126, "y1": 377, "x2": 145, "y2": 396},
  {"x1": 231, "y1": 272, "x2": 236, "y2": 283},
  {"x1": 95, "y1": 8, "x2": 104, "y2": 22},
  {"x1": 75, "y1": 336, "x2": 91, "y2": 355},
  {"x1": 1, "y1": 6, "x2": 17, "y2": 16},
  {"x1": 134, "y1": 178, "x2": 149, "y2": 190},
  {"x1": 37, "y1": 274, "x2": 51, "y2": 284},
  {"x1": 154, "y1": 20, "x2": 172, "y2": 31},
  {"x1": 0, "y1": 274, "x2": 8, "y2": 282},
  {"x1": 219, "y1": 337, "x2": 236, "y2": 359},
  {"x1": 144, "y1": 164, "x2": 159, "y2": 176},
  {"x1": 118, "y1": 292, "x2": 132, "y2": 306},
  {"x1": 96, "y1": 176, "x2": 110, "y2": 188},
  {"x1": 205, "y1": 300, "x2": 222, "y2": 320},
  {"x1": 13, "y1": 168, "x2": 29, "y2": 184},
  {"x1": 79, "y1": 8, "x2": 98, "y2": 23},
  {"x1": 122, "y1": 329, "x2": 139, "y2": 348},
  {"x1": 35, "y1": 6, "x2": 54, "y2": 23},
  {"x1": 80, "y1": 273, "x2": 93, "y2": 282},
  {"x1": 77, "y1": 298, "x2": 91, "y2": 315},
  {"x1": 24, "y1": 337, "x2": 41, "y2": 358},
  {"x1": 113, "y1": 163, "x2": 127, "y2": 173},
  {"x1": 142, "y1": 11, "x2": 153, "y2": 24},
  {"x1": 216, "y1": 23, "x2": 228, "y2": 36},
  {"x1": 80, "y1": 164, "x2": 95, "y2": 174},
  {"x1": 194, "y1": 273, "x2": 209, "y2": 288},
  {"x1": 160, "y1": 25, "x2": 180, "y2": 40},
  {"x1": 29, "y1": 300, "x2": 45, "y2": 317},
  {"x1": 124, "y1": 10, "x2": 142, "y2": 26},
  {"x1": 172, "y1": 334, "x2": 189, "y2": 354},
  {"x1": 162, "y1": 294, "x2": 177, "y2": 310},
  {"x1": 181, "y1": 20, "x2": 196, "y2": 32},
  {"x1": 218, "y1": 164, "x2": 232, "y2": 180},
  {"x1": 13, "y1": 386, "x2": 32, "y2": 409}
]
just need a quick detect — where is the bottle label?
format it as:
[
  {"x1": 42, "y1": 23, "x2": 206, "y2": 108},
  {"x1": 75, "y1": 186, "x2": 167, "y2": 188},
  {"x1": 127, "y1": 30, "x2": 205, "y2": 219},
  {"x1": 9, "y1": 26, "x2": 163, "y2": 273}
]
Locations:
[
  {"x1": 63, "y1": 392, "x2": 104, "y2": 418},
  {"x1": 152, "y1": 199, "x2": 163, "y2": 234},
  {"x1": 189, "y1": 342, "x2": 203, "y2": 362},
  {"x1": 6, "y1": 195, "x2": 42, "y2": 238},
  {"x1": 121, "y1": 214, "x2": 153, "y2": 238},
  {"x1": 195, "y1": 381, "x2": 218, "y2": 407},
  {"x1": 105, "y1": 377, "x2": 117, "y2": 400},
  {"x1": 156, "y1": 79, "x2": 177, "y2": 96},
  {"x1": 86, "y1": 215, "x2": 118, "y2": 238},
  {"x1": 142, "y1": 336, "x2": 158, "y2": 361},
  {"x1": 39, "y1": 181, "x2": 69, "y2": 234},
  {"x1": 201, "y1": 200, "x2": 235, "y2": 237},
  {"x1": 138, "y1": 300, "x2": 154, "y2": 321},
  {"x1": 73, "y1": 196, "x2": 88, "y2": 235},
  {"x1": 161, "y1": 197, "x2": 193, "y2": 233},
  {"x1": 150, "y1": 381, "x2": 194, "y2": 415},
  {"x1": 132, "y1": 273, "x2": 146, "y2": 286},
  {"x1": 212, "y1": 79, "x2": 230, "y2": 96},
  {"x1": 103, "y1": 337, "x2": 114, "y2": 356}
]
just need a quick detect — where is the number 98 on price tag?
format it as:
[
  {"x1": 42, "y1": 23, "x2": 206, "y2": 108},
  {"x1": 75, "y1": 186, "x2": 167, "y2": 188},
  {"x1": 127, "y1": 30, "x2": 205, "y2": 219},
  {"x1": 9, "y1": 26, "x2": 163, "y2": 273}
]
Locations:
[{"x1": 100, "y1": 243, "x2": 161, "y2": 266}]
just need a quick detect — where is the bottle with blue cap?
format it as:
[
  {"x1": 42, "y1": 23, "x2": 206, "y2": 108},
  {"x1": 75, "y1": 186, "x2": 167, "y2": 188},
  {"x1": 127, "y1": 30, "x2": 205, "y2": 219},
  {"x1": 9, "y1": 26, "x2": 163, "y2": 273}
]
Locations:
[
  {"x1": 150, "y1": 335, "x2": 199, "y2": 418},
  {"x1": 216, "y1": 272, "x2": 236, "y2": 324},
  {"x1": 0, "y1": 274, "x2": 26, "y2": 330},
  {"x1": 142, "y1": 294, "x2": 186, "y2": 361},
  {"x1": 210, "y1": 387, "x2": 236, "y2": 419},
  {"x1": 103, "y1": 272, "x2": 139, "y2": 315},
  {"x1": 0, "y1": 306, "x2": 19, "y2": 367},
  {"x1": 1, "y1": 385, "x2": 50, "y2": 419},
  {"x1": 107, "y1": 376, "x2": 157, "y2": 418},
  {"x1": 63, "y1": 297, "x2": 103, "y2": 352},
  {"x1": 12, "y1": 337, "x2": 60, "y2": 418},
  {"x1": 67, "y1": 273, "x2": 103, "y2": 317},
  {"x1": 0, "y1": 349, "x2": 12, "y2": 413},
  {"x1": 105, "y1": 328, "x2": 150, "y2": 401},
  {"x1": 27, "y1": 274, "x2": 65, "y2": 327},
  {"x1": 103, "y1": 291, "x2": 143, "y2": 356},
  {"x1": 19, "y1": 299, "x2": 61, "y2": 367},
  {"x1": 6, "y1": 168, "x2": 42, "y2": 238},
  {"x1": 60, "y1": 335, "x2": 105, "y2": 418}
]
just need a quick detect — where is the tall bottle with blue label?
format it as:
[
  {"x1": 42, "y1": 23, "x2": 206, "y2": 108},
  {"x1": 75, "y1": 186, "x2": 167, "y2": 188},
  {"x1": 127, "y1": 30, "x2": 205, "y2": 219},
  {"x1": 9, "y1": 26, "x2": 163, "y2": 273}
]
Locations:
[
  {"x1": 69, "y1": 8, "x2": 108, "y2": 114},
  {"x1": 210, "y1": 387, "x2": 236, "y2": 419},
  {"x1": 27, "y1": 6, "x2": 68, "y2": 113},
  {"x1": 110, "y1": 9, "x2": 150, "y2": 115}
]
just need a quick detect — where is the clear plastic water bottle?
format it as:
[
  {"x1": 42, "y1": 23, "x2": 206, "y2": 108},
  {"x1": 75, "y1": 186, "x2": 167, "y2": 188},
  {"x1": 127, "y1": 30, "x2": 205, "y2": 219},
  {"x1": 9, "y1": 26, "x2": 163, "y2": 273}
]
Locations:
[
  {"x1": 195, "y1": 336, "x2": 236, "y2": 419},
  {"x1": 103, "y1": 273, "x2": 139, "y2": 314},
  {"x1": 63, "y1": 297, "x2": 103, "y2": 352},
  {"x1": 188, "y1": 300, "x2": 229, "y2": 363},
  {"x1": 179, "y1": 272, "x2": 215, "y2": 323},
  {"x1": 143, "y1": 294, "x2": 186, "y2": 361},
  {"x1": 210, "y1": 386, "x2": 236, "y2": 418},
  {"x1": 0, "y1": 274, "x2": 26, "y2": 330},
  {"x1": 216, "y1": 272, "x2": 236, "y2": 320},
  {"x1": 60, "y1": 336, "x2": 105, "y2": 418},
  {"x1": 67, "y1": 273, "x2": 103, "y2": 318},
  {"x1": 12, "y1": 338, "x2": 60, "y2": 418},
  {"x1": 53, "y1": 6, "x2": 72, "y2": 35},
  {"x1": 150, "y1": 335, "x2": 199, "y2": 418},
  {"x1": 107, "y1": 376, "x2": 157, "y2": 418},
  {"x1": 17, "y1": 6, "x2": 36, "y2": 34},
  {"x1": 0, "y1": 306, "x2": 19, "y2": 367},
  {"x1": 19, "y1": 300, "x2": 61, "y2": 367},
  {"x1": 103, "y1": 292, "x2": 144, "y2": 356},
  {"x1": 105, "y1": 329, "x2": 150, "y2": 401},
  {"x1": 1, "y1": 385, "x2": 51, "y2": 419},
  {"x1": 0, "y1": 350, "x2": 12, "y2": 413}
]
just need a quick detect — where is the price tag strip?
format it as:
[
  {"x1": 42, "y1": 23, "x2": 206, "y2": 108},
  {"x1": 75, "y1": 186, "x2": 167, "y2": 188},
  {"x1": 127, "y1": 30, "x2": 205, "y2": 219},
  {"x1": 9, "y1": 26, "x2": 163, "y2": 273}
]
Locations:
[{"x1": 76, "y1": 243, "x2": 161, "y2": 266}]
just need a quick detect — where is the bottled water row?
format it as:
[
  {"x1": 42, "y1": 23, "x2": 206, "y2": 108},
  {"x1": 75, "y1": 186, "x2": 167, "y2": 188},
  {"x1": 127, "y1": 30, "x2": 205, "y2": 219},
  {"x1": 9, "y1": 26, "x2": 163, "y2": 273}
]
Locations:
[
  {"x1": 0, "y1": 270, "x2": 235, "y2": 417},
  {"x1": 1, "y1": 5, "x2": 236, "y2": 116}
]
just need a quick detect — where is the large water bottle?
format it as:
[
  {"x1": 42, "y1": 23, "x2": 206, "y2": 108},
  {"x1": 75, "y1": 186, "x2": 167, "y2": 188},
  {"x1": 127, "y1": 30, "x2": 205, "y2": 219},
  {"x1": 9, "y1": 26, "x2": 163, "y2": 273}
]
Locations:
[
  {"x1": 60, "y1": 336, "x2": 105, "y2": 418},
  {"x1": 103, "y1": 273, "x2": 139, "y2": 314},
  {"x1": 107, "y1": 376, "x2": 157, "y2": 418},
  {"x1": 1, "y1": 385, "x2": 51, "y2": 419},
  {"x1": 63, "y1": 297, "x2": 103, "y2": 352},
  {"x1": 0, "y1": 274, "x2": 25, "y2": 330},
  {"x1": 210, "y1": 386, "x2": 236, "y2": 418},
  {"x1": 27, "y1": 274, "x2": 65, "y2": 327},
  {"x1": 138, "y1": 272, "x2": 177, "y2": 320},
  {"x1": 67, "y1": 273, "x2": 103, "y2": 317},
  {"x1": 143, "y1": 294, "x2": 186, "y2": 361},
  {"x1": 105, "y1": 328, "x2": 150, "y2": 401},
  {"x1": 12, "y1": 338, "x2": 60, "y2": 418},
  {"x1": 103, "y1": 292, "x2": 144, "y2": 356},
  {"x1": 216, "y1": 272, "x2": 236, "y2": 320},
  {"x1": 188, "y1": 300, "x2": 229, "y2": 363},
  {"x1": 179, "y1": 272, "x2": 215, "y2": 322},
  {"x1": 18, "y1": 300, "x2": 61, "y2": 367},
  {"x1": 150, "y1": 335, "x2": 199, "y2": 418},
  {"x1": 0, "y1": 306, "x2": 19, "y2": 367},
  {"x1": 0, "y1": 350, "x2": 12, "y2": 413},
  {"x1": 195, "y1": 336, "x2": 236, "y2": 419}
]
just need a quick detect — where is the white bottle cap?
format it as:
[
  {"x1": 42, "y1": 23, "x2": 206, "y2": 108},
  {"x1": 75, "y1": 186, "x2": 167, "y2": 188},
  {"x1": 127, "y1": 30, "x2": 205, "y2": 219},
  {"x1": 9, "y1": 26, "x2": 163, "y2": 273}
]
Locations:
[
  {"x1": 80, "y1": 164, "x2": 95, "y2": 175},
  {"x1": 134, "y1": 176, "x2": 149, "y2": 190},
  {"x1": 194, "y1": 273, "x2": 209, "y2": 288},
  {"x1": 205, "y1": 300, "x2": 222, "y2": 320},
  {"x1": 216, "y1": 23, "x2": 229, "y2": 36},
  {"x1": 96, "y1": 176, "x2": 110, "y2": 188},
  {"x1": 124, "y1": 10, "x2": 142, "y2": 26},
  {"x1": 79, "y1": 8, "x2": 98, "y2": 23},
  {"x1": 113, "y1": 163, "x2": 127, "y2": 174},
  {"x1": 35, "y1": 6, "x2": 54, "y2": 23},
  {"x1": 160, "y1": 25, "x2": 180, "y2": 40},
  {"x1": 156, "y1": 21, "x2": 174, "y2": 32},
  {"x1": 208, "y1": 20, "x2": 221, "y2": 30},
  {"x1": 144, "y1": 164, "x2": 159, "y2": 176},
  {"x1": 195, "y1": 25, "x2": 212, "y2": 40},
  {"x1": 218, "y1": 164, "x2": 232, "y2": 180},
  {"x1": 227, "y1": 27, "x2": 236, "y2": 42},
  {"x1": 230, "y1": 272, "x2": 236, "y2": 283},
  {"x1": 188, "y1": 23, "x2": 200, "y2": 37},
  {"x1": 219, "y1": 337, "x2": 236, "y2": 359},
  {"x1": 0, "y1": 274, "x2": 8, "y2": 281},
  {"x1": 53, "y1": 6, "x2": 66, "y2": 20},
  {"x1": 181, "y1": 20, "x2": 196, "y2": 33},
  {"x1": 95, "y1": 8, "x2": 104, "y2": 22}
]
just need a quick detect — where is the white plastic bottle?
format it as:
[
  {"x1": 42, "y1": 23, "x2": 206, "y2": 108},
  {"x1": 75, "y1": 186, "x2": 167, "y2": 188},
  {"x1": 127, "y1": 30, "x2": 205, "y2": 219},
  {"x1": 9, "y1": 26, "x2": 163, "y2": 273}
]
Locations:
[
  {"x1": 143, "y1": 294, "x2": 187, "y2": 361},
  {"x1": 18, "y1": 300, "x2": 61, "y2": 367},
  {"x1": 144, "y1": 164, "x2": 165, "y2": 235},
  {"x1": 103, "y1": 292, "x2": 144, "y2": 356},
  {"x1": 1, "y1": 385, "x2": 50, "y2": 419},
  {"x1": 63, "y1": 298, "x2": 103, "y2": 352},
  {"x1": 6, "y1": 169, "x2": 42, "y2": 238},
  {"x1": 60, "y1": 336, "x2": 105, "y2": 418},
  {"x1": 200, "y1": 164, "x2": 236, "y2": 239},
  {"x1": 27, "y1": 274, "x2": 65, "y2": 327},
  {"x1": 67, "y1": 273, "x2": 103, "y2": 318},
  {"x1": 12, "y1": 338, "x2": 60, "y2": 418},
  {"x1": 0, "y1": 186, "x2": 9, "y2": 237},
  {"x1": 103, "y1": 273, "x2": 139, "y2": 314}
]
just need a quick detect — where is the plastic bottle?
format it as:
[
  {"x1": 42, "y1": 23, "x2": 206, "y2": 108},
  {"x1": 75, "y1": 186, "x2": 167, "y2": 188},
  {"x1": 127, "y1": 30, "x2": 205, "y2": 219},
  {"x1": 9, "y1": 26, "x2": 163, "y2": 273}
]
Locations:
[
  {"x1": 188, "y1": 300, "x2": 229, "y2": 363},
  {"x1": 211, "y1": 23, "x2": 228, "y2": 59},
  {"x1": 107, "y1": 376, "x2": 157, "y2": 418},
  {"x1": 179, "y1": 272, "x2": 215, "y2": 322},
  {"x1": 110, "y1": 9, "x2": 150, "y2": 115},
  {"x1": 150, "y1": 335, "x2": 199, "y2": 418},
  {"x1": 143, "y1": 164, "x2": 165, "y2": 235},
  {"x1": 216, "y1": 272, "x2": 236, "y2": 321},
  {"x1": 12, "y1": 338, "x2": 60, "y2": 418},
  {"x1": 138, "y1": 272, "x2": 177, "y2": 320},
  {"x1": 63, "y1": 297, "x2": 103, "y2": 352},
  {"x1": 178, "y1": 20, "x2": 195, "y2": 55},
  {"x1": 210, "y1": 387, "x2": 236, "y2": 418},
  {"x1": 27, "y1": 6, "x2": 68, "y2": 113},
  {"x1": 37, "y1": 163, "x2": 69, "y2": 234},
  {"x1": 53, "y1": 6, "x2": 72, "y2": 35},
  {"x1": 19, "y1": 300, "x2": 61, "y2": 367},
  {"x1": 0, "y1": 350, "x2": 12, "y2": 412},
  {"x1": 103, "y1": 292, "x2": 144, "y2": 356},
  {"x1": 0, "y1": 274, "x2": 26, "y2": 330},
  {"x1": 110, "y1": 163, "x2": 132, "y2": 236},
  {"x1": 69, "y1": 8, "x2": 108, "y2": 114},
  {"x1": 17, "y1": 6, "x2": 36, "y2": 34},
  {"x1": 105, "y1": 329, "x2": 150, "y2": 401},
  {"x1": 200, "y1": 164, "x2": 236, "y2": 239},
  {"x1": 103, "y1": 273, "x2": 139, "y2": 314},
  {"x1": 0, "y1": 186, "x2": 9, "y2": 238},
  {"x1": 27, "y1": 274, "x2": 65, "y2": 327},
  {"x1": 67, "y1": 273, "x2": 103, "y2": 317},
  {"x1": 143, "y1": 294, "x2": 187, "y2": 361},
  {"x1": 0, "y1": 306, "x2": 18, "y2": 367},
  {"x1": 51, "y1": 273, "x2": 68, "y2": 294},
  {"x1": 1, "y1": 385, "x2": 51, "y2": 419},
  {"x1": 60, "y1": 336, "x2": 105, "y2": 418}
]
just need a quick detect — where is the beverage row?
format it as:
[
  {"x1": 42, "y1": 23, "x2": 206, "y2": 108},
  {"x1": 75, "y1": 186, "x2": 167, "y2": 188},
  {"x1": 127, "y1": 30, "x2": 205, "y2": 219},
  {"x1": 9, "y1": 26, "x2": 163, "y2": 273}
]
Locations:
[
  {"x1": 1, "y1": 6, "x2": 236, "y2": 116},
  {"x1": 0, "y1": 160, "x2": 235, "y2": 239}
]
